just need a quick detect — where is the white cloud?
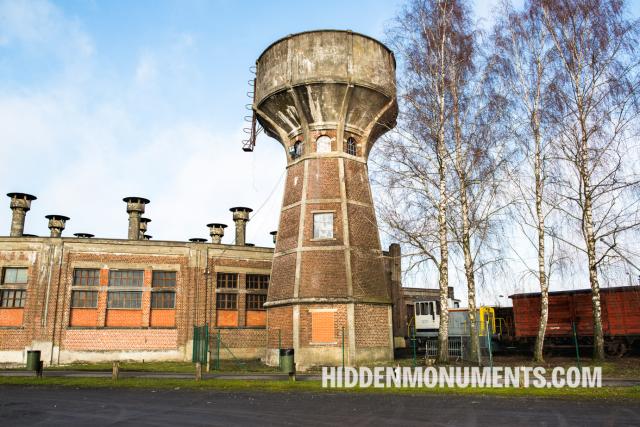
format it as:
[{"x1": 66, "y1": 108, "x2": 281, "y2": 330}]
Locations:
[
  {"x1": 135, "y1": 53, "x2": 157, "y2": 85},
  {"x1": 0, "y1": 0, "x2": 285, "y2": 247},
  {"x1": 0, "y1": 0, "x2": 93, "y2": 57}
]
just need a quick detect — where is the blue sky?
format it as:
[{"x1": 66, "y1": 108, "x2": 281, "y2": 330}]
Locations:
[
  {"x1": 0, "y1": 0, "x2": 412, "y2": 246},
  {"x1": 0, "y1": 0, "x2": 527, "y2": 245}
]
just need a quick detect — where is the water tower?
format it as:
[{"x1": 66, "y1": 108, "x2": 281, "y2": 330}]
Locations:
[{"x1": 253, "y1": 30, "x2": 398, "y2": 367}]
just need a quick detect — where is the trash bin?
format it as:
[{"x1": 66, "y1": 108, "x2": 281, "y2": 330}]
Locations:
[
  {"x1": 26, "y1": 350, "x2": 41, "y2": 371},
  {"x1": 279, "y1": 348, "x2": 294, "y2": 374}
]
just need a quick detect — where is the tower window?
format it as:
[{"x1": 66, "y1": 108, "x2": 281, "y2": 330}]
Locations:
[
  {"x1": 346, "y1": 137, "x2": 357, "y2": 156},
  {"x1": 313, "y1": 212, "x2": 334, "y2": 239},
  {"x1": 316, "y1": 136, "x2": 331, "y2": 153},
  {"x1": 289, "y1": 140, "x2": 304, "y2": 159}
]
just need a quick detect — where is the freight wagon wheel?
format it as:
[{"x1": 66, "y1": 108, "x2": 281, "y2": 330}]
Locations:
[
  {"x1": 607, "y1": 341, "x2": 627, "y2": 357},
  {"x1": 614, "y1": 342, "x2": 627, "y2": 357}
]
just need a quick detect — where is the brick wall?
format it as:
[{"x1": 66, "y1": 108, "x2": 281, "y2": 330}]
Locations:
[
  {"x1": 266, "y1": 306, "x2": 293, "y2": 348},
  {"x1": 0, "y1": 238, "x2": 274, "y2": 364},
  {"x1": 214, "y1": 328, "x2": 267, "y2": 348},
  {"x1": 355, "y1": 304, "x2": 391, "y2": 348},
  {"x1": 64, "y1": 329, "x2": 178, "y2": 351}
]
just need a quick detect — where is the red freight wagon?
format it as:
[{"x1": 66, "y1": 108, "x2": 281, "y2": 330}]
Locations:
[{"x1": 509, "y1": 286, "x2": 640, "y2": 355}]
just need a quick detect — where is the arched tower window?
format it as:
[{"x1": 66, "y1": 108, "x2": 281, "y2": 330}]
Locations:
[
  {"x1": 289, "y1": 140, "x2": 304, "y2": 159},
  {"x1": 346, "y1": 137, "x2": 357, "y2": 156},
  {"x1": 316, "y1": 136, "x2": 332, "y2": 153}
]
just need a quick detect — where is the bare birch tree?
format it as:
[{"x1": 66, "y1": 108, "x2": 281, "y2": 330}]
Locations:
[
  {"x1": 540, "y1": 0, "x2": 640, "y2": 360},
  {"x1": 491, "y1": 0, "x2": 560, "y2": 362},
  {"x1": 378, "y1": 0, "x2": 478, "y2": 363},
  {"x1": 448, "y1": 33, "x2": 511, "y2": 363}
]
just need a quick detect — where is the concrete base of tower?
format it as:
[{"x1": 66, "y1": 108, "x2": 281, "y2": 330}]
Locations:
[{"x1": 265, "y1": 303, "x2": 394, "y2": 370}]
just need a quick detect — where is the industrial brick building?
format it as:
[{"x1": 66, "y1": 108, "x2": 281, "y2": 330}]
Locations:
[
  {"x1": 0, "y1": 31, "x2": 448, "y2": 368},
  {"x1": 0, "y1": 192, "x2": 423, "y2": 367}
]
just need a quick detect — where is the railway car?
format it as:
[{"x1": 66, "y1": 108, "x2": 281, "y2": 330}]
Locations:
[
  {"x1": 410, "y1": 300, "x2": 496, "y2": 341},
  {"x1": 508, "y1": 285, "x2": 640, "y2": 355}
]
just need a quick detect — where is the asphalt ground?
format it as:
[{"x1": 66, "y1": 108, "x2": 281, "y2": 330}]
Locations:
[{"x1": 1, "y1": 386, "x2": 639, "y2": 426}]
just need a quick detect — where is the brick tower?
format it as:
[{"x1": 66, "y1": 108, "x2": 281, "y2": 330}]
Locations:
[{"x1": 254, "y1": 30, "x2": 398, "y2": 367}]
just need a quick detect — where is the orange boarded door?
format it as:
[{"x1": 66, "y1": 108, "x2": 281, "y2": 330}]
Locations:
[{"x1": 311, "y1": 311, "x2": 335, "y2": 344}]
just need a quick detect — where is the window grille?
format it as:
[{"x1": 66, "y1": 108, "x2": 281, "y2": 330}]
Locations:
[
  {"x1": 73, "y1": 269, "x2": 100, "y2": 286},
  {"x1": 246, "y1": 274, "x2": 269, "y2": 290},
  {"x1": 71, "y1": 290, "x2": 98, "y2": 308},
  {"x1": 246, "y1": 294, "x2": 267, "y2": 310},
  {"x1": 107, "y1": 291, "x2": 142, "y2": 308},
  {"x1": 216, "y1": 293, "x2": 237, "y2": 309},
  {"x1": 109, "y1": 270, "x2": 144, "y2": 287},
  {"x1": 216, "y1": 273, "x2": 238, "y2": 289}
]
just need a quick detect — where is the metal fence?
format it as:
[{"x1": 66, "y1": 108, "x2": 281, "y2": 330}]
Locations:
[
  {"x1": 425, "y1": 336, "x2": 463, "y2": 359},
  {"x1": 424, "y1": 320, "x2": 494, "y2": 366}
]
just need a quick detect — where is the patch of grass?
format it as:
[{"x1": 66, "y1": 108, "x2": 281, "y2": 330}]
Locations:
[
  {"x1": 41, "y1": 360, "x2": 280, "y2": 374},
  {"x1": 0, "y1": 376, "x2": 638, "y2": 400},
  {"x1": 390, "y1": 355, "x2": 640, "y2": 379}
]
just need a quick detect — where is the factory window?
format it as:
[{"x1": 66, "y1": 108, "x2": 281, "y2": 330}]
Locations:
[
  {"x1": 1, "y1": 268, "x2": 28, "y2": 308},
  {"x1": 246, "y1": 294, "x2": 267, "y2": 310},
  {"x1": 3, "y1": 267, "x2": 27, "y2": 284},
  {"x1": 216, "y1": 293, "x2": 237, "y2": 310},
  {"x1": 246, "y1": 274, "x2": 269, "y2": 290},
  {"x1": 71, "y1": 290, "x2": 98, "y2": 308},
  {"x1": 0, "y1": 289, "x2": 26, "y2": 308},
  {"x1": 316, "y1": 135, "x2": 332, "y2": 153},
  {"x1": 109, "y1": 270, "x2": 144, "y2": 287},
  {"x1": 107, "y1": 291, "x2": 142, "y2": 309},
  {"x1": 217, "y1": 272, "x2": 238, "y2": 289},
  {"x1": 151, "y1": 291, "x2": 175, "y2": 309},
  {"x1": 311, "y1": 311, "x2": 335, "y2": 344},
  {"x1": 152, "y1": 271, "x2": 176, "y2": 287},
  {"x1": 346, "y1": 137, "x2": 357, "y2": 156},
  {"x1": 313, "y1": 212, "x2": 334, "y2": 239},
  {"x1": 73, "y1": 269, "x2": 100, "y2": 286}
]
